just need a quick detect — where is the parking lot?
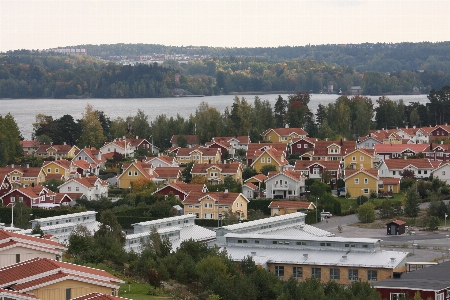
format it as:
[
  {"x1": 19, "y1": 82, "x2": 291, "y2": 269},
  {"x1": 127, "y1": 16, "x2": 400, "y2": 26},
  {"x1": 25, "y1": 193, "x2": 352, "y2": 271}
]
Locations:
[{"x1": 314, "y1": 213, "x2": 450, "y2": 263}]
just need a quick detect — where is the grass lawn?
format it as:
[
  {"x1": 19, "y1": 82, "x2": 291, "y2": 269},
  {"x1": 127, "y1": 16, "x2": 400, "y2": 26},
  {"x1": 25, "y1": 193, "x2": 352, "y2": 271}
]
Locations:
[
  {"x1": 338, "y1": 193, "x2": 405, "y2": 211},
  {"x1": 119, "y1": 282, "x2": 170, "y2": 300}
]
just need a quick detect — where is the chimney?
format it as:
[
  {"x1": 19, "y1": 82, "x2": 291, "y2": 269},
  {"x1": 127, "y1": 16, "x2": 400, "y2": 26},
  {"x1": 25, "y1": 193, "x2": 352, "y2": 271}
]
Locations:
[
  {"x1": 224, "y1": 189, "x2": 228, "y2": 193},
  {"x1": 406, "y1": 125, "x2": 408, "y2": 129},
  {"x1": 251, "y1": 251, "x2": 256, "y2": 256},
  {"x1": 430, "y1": 142, "x2": 433, "y2": 151},
  {"x1": 136, "y1": 136, "x2": 138, "y2": 139},
  {"x1": 390, "y1": 258, "x2": 396, "y2": 264},
  {"x1": 303, "y1": 254, "x2": 308, "y2": 259},
  {"x1": 342, "y1": 255, "x2": 347, "y2": 260},
  {"x1": 26, "y1": 164, "x2": 29, "y2": 168},
  {"x1": 11, "y1": 164, "x2": 14, "y2": 168},
  {"x1": 63, "y1": 142, "x2": 66, "y2": 145},
  {"x1": 441, "y1": 141, "x2": 444, "y2": 144}
]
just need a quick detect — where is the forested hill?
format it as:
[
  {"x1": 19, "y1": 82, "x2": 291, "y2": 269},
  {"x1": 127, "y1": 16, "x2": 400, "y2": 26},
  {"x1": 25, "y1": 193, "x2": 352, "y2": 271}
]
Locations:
[{"x1": 76, "y1": 42, "x2": 450, "y2": 73}]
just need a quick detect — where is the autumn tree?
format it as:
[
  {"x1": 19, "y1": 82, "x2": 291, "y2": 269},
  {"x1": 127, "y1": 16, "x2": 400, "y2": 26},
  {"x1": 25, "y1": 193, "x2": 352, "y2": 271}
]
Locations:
[
  {"x1": 286, "y1": 92, "x2": 311, "y2": 128},
  {"x1": 77, "y1": 104, "x2": 106, "y2": 148}
]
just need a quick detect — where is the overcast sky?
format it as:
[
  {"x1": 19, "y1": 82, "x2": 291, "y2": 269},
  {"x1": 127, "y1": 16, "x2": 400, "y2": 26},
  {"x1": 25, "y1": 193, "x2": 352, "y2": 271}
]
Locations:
[{"x1": 1, "y1": 0, "x2": 449, "y2": 52}]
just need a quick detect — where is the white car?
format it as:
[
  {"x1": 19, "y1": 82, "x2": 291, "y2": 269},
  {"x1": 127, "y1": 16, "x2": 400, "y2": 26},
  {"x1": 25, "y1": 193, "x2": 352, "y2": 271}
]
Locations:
[{"x1": 320, "y1": 212, "x2": 332, "y2": 219}]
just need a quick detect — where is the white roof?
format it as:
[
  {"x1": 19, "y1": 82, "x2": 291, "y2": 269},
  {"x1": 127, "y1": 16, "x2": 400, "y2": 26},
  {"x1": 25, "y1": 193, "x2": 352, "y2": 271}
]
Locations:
[
  {"x1": 31, "y1": 211, "x2": 97, "y2": 223},
  {"x1": 224, "y1": 246, "x2": 408, "y2": 269},
  {"x1": 225, "y1": 233, "x2": 379, "y2": 244},
  {"x1": 221, "y1": 212, "x2": 306, "y2": 231},
  {"x1": 266, "y1": 224, "x2": 334, "y2": 237},
  {"x1": 132, "y1": 214, "x2": 194, "y2": 227}
]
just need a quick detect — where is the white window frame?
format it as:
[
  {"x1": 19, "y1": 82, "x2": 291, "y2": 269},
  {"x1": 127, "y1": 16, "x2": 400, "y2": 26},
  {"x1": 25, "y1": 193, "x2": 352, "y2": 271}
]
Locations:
[
  {"x1": 292, "y1": 266, "x2": 302, "y2": 279},
  {"x1": 261, "y1": 157, "x2": 265, "y2": 163},
  {"x1": 367, "y1": 270, "x2": 377, "y2": 281},
  {"x1": 274, "y1": 266, "x2": 284, "y2": 278},
  {"x1": 354, "y1": 178, "x2": 359, "y2": 184},
  {"x1": 364, "y1": 178, "x2": 368, "y2": 184},
  {"x1": 348, "y1": 269, "x2": 358, "y2": 281}
]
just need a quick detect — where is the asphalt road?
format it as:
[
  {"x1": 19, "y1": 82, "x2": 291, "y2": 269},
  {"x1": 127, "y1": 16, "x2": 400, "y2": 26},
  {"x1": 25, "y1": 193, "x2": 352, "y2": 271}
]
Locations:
[{"x1": 314, "y1": 213, "x2": 450, "y2": 263}]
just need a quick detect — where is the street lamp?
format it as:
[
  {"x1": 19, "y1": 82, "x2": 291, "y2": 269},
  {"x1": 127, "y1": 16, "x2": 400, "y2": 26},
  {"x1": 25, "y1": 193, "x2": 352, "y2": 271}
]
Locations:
[
  {"x1": 446, "y1": 214, "x2": 448, "y2": 228},
  {"x1": 413, "y1": 243, "x2": 417, "y2": 255},
  {"x1": 446, "y1": 235, "x2": 449, "y2": 257},
  {"x1": 316, "y1": 197, "x2": 319, "y2": 222}
]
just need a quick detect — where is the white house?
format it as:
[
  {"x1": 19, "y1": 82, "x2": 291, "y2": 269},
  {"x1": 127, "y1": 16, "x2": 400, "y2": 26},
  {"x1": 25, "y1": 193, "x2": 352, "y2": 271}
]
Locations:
[
  {"x1": 145, "y1": 155, "x2": 179, "y2": 168},
  {"x1": 265, "y1": 170, "x2": 306, "y2": 199},
  {"x1": 378, "y1": 158, "x2": 434, "y2": 179},
  {"x1": 58, "y1": 176, "x2": 108, "y2": 200},
  {"x1": 431, "y1": 163, "x2": 450, "y2": 184}
]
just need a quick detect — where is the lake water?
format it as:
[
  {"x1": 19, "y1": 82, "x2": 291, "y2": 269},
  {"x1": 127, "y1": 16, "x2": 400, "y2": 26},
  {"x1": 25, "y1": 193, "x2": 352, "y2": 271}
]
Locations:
[{"x1": 1, "y1": 94, "x2": 429, "y2": 139}]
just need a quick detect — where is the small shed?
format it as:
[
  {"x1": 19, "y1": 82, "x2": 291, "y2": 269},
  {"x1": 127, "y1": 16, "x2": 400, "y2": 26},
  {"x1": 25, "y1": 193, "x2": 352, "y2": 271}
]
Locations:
[{"x1": 386, "y1": 219, "x2": 406, "y2": 235}]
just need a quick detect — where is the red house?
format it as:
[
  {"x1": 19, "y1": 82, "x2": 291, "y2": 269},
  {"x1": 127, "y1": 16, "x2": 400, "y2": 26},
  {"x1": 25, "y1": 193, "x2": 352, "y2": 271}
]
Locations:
[
  {"x1": 374, "y1": 260, "x2": 450, "y2": 300},
  {"x1": 290, "y1": 137, "x2": 317, "y2": 156},
  {"x1": 152, "y1": 182, "x2": 208, "y2": 200},
  {"x1": 430, "y1": 124, "x2": 450, "y2": 138}
]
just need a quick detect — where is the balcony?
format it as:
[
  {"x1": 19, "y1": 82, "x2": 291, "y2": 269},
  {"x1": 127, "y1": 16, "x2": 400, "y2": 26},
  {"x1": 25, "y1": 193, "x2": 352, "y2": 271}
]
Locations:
[{"x1": 272, "y1": 183, "x2": 289, "y2": 190}]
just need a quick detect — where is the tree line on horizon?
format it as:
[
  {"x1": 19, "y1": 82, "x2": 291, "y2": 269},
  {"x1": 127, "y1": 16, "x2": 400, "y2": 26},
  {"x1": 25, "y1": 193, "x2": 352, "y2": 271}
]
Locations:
[
  {"x1": 2, "y1": 86, "x2": 450, "y2": 168},
  {"x1": 0, "y1": 51, "x2": 449, "y2": 98}
]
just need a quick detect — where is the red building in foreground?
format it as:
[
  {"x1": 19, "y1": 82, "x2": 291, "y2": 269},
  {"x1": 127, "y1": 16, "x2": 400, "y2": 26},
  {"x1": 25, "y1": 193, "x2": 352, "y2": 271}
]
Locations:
[{"x1": 374, "y1": 260, "x2": 449, "y2": 300}]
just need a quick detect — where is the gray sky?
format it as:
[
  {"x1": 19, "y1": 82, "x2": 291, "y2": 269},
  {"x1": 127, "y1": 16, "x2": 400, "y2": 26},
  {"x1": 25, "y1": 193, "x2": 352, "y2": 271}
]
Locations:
[{"x1": 1, "y1": 0, "x2": 449, "y2": 52}]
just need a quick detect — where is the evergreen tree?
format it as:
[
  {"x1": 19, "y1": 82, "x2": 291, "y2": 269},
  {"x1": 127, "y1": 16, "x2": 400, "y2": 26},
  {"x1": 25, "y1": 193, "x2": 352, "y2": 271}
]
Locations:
[
  {"x1": 404, "y1": 187, "x2": 420, "y2": 217},
  {"x1": 77, "y1": 104, "x2": 106, "y2": 148},
  {"x1": 0, "y1": 113, "x2": 22, "y2": 167},
  {"x1": 274, "y1": 95, "x2": 287, "y2": 128}
]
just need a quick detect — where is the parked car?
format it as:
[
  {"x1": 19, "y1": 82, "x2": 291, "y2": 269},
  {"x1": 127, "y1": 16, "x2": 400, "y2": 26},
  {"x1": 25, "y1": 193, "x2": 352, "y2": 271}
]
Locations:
[{"x1": 320, "y1": 211, "x2": 332, "y2": 219}]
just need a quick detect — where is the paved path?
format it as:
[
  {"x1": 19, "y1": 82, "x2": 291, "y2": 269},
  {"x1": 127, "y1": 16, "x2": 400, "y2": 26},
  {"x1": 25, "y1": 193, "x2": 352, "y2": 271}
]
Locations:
[{"x1": 314, "y1": 214, "x2": 450, "y2": 263}]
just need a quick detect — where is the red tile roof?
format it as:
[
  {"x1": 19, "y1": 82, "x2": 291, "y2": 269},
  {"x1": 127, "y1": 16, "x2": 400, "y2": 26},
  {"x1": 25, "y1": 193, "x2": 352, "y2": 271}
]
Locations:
[
  {"x1": 261, "y1": 127, "x2": 307, "y2": 137},
  {"x1": 170, "y1": 135, "x2": 199, "y2": 144},
  {"x1": 176, "y1": 147, "x2": 220, "y2": 157},
  {"x1": 374, "y1": 144, "x2": 429, "y2": 153},
  {"x1": 0, "y1": 230, "x2": 65, "y2": 250},
  {"x1": 154, "y1": 167, "x2": 183, "y2": 178},
  {"x1": 380, "y1": 177, "x2": 401, "y2": 185},
  {"x1": 383, "y1": 158, "x2": 434, "y2": 169},
  {"x1": 0, "y1": 288, "x2": 37, "y2": 299},
  {"x1": 191, "y1": 163, "x2": 242, "y2": 174}
]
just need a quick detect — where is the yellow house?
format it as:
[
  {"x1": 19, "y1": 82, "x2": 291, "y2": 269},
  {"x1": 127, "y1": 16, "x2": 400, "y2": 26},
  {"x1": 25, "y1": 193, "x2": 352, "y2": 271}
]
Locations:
[
  {"x1": 0, "y1": 257, "x2": 123, "y2": 300},
  {"x1": 261, "y1": 128, "x2": 307, "y2": 144},
  {"x1": 251, "y1": 148, "x2": 287, "y2": 173},
  {"x1": 343, "y1": 149, "x2": 376, "y2": 170},
  {"x1": 176, "y1": 147, "x2": 222, "y2": 164},
  {"x1": 191, "y1": 162, "x2": 243, "y2": 185},
  {"x1": 378, "y1": 177, "x2": 401, "y2": 195},
  {"x1": 35, "y1": 144, "x2": 79, "y2": 159},
  {"x1": 383, "y1": 132, "x2": 403, "y2": 144},
  {"x1": 42, "y1": 159, "x2": 73, "y2": 181},
  {"x1": 183, "y1": 189, "x2": 249, "y2": 220},
  {"x1": 5, "y1": 166, "x2": 46, "y2": 188},
  {"x1": 344, "y1": 169, "x2": 379, "y2": 198},
  {"x1": 117, "y1": 161, "x2": 154, "y2": 189}
]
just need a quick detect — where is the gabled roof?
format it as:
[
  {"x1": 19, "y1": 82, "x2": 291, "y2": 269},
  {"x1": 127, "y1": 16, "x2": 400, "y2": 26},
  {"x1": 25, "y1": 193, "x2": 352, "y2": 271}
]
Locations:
[
  {"x1": 380, "y1": 177, "x2": 401, "y2": 185},
  {"x1": 290, "y1": 137, "x2": 318, "y2": 145},
  {"x1": 251, "y1": 148, "x2": 287, "y2": 167},
  {"x1": 72, "y1": 292, "x2": 131, "y2": 300},
  {"x1": 146, "y1": 155, "x2": 177, "y2": 166},
  {"x1": 153, "y1": 182, "x2": 207, "y2": 196},
  {"x1": 431, "y1": 124, "x2": 450, "y2": 134},
  {"x1": 183, "y1": 191, "x2": 249, "y2": 205},
  {"x1": 36, "y1": 144, "x2": 77, "y2": 154},
  {"x1": 374, "y1": 144, "x2": 429, "y2": 153},
  {"x1": 294, "y1": 160, "x2": 340, "y2": 171},
  {"x1": 43, "y1": 159, "x2": 72, "y2": 170},
  {"x1": 344, "y1": 168, "x2": 379, "y2": 180},
  {"x1": 312, "y1": 140, "x2": 356, "y2": 157},
  {"x1": 191, "y1": 162, "x2": 242, "y2": 174},
  {"x1": 0, "y1": 230, "x2": 66, "y2": 253},
  {"x1": 243, "y1": 182, "x2": 259, "y2": 190},
  {"x1": 20, "y1": 140, "x2": 40, "y2": 148},
  {"x1": 244, "y1": 174, "x2": 268, "y2": 183},
  {"x1": 0, "y1": 257, "x2": 123, "y2": 290},
  {"x1": 212, "y1": 136, "x2": 250, "y2": 145},
  {"x1": 383, "y1": 158, "x2": 434, "y2": 170},
  {"x1": 247, "y1": 143, "x2": 287, "y2": 161},
  {"x1": 153, "y1": 167, "x2": 183, "y2": 179},
  {"x1": 345, "y1": 148, "x2": 376, "y2": 158},
  {"x1": 119, "y1": 161, "x2": 154, "y2": 180},
  {"x1": 268, "y1": 201, "x2": 315, "y2": 210},
  {"x1": 59, "y1": 176, "x2": 108, "y2": 189},
  {"x1": 0, "y1": 288, "x2": 37, "y2": 299},
  {"x1": 176, "y1": 147, "x2": 221, "y2": 157},
  {"x1": 261, "y1": 127, "x2": 307, "y2": 137},
  {"x1": 267, "y1": 170, "x2": 303, "y2": 182},
  {"x1": 74, "y1": 147, "x2": 106, "y2": 163}
]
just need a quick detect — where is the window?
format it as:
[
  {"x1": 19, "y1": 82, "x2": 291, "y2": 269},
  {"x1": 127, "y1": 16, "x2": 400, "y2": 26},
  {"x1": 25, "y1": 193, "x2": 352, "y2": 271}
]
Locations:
[
  {"x1": 75, "y1": 187, "x2": 79, "y2": 191},
  {"x1": 360, "y1": 156, "x2": 364, "y2": 161},
  {"x1": 267, "y1": 157, "x2": 271, "y2": 163},
  {"x1": 18, "y1": 197, "x2": 23, "y2": 202},
  {"x1": 292, "y1": 266, "x2": 303, "y2": 279},
  {"x1": 390, "y1": 293, "x2": 406, "y2": 300},
  {"x1": 313, "y1": 168, "x2": 320, "y2": 175},
  {"x1": 364, "y1": 178, "x2": 368, "y2": 184},
  {"x1": 354, "y1": 178, "x2": 359, "y2": 184},
  {"x1": 204, "y1": 203, "x2": 208, "y2": 208},
  {"x1": 66, "y1": 288, "x2": 71, "y2": 300},
  {"x1": 134, "y1": 171, "x2": 138, "y2": 176},
  {"x1": 311, "y1": 268, "x2": 321, "y2": 279},
  {"x1": 367, "y1": 270, "x2": 377, "y2": 281},
  {"x1": 304, "y1": 144, "x2": 308, "y2": 148},
  {"x1": 363, "y1": 188, "x2": 369, "y2": 194},
  {"x1": 68, "y1": 187, "x2": 71, "y2": 191},
  {"x1": 297, "y1": 144, "x2": 301, "y2": 148},
  {"x1": 348, "y1": 269, "x2": 358, "y2": 281},
  {"x1": 435, "y1": 293, "x2": 444, "y2": 300},
  {"x1": 16, "y1": 254, "x2": 20, "y2": 263},
  {"x1": 392, "y1": 171, "x2": 396, "y2": 175},
  {"x1": 352, "y1": 156, "x2": 356, "y2": 161},
  {"x1": 330, "y1": 268, "x2": 340, "y2": 280},
  {"x1": 128, "y1": 171, "x2": 132, "y2": 176},
  {"x1": 47, "y1": 168, "x2": 51, "y2": 173},
  {"x1": 275, "y1": 266, "x2": 284, "y2": 278},
  {"x1": 10, "y1": 197, "x2": 15, "y2": 203},
  {"x1": 443, "y1": 171, "x2": 446, "y2": 176},
  {"x1": 261, "y1": 157, "x2": 265, "y2": 163},
  {"x1": 195, "y1": 213, "x2": 199, "y2": 218}
]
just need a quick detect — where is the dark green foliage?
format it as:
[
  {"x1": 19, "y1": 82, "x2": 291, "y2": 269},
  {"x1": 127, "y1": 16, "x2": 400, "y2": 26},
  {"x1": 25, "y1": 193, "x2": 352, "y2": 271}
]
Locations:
[
  {"x1": 247, "y1": 199, "x2": 272, "y2": 215},
  {"x1": 181, "y1": 161, "x2": 194, "y2": 183},
  {"x1": 242, "y1": 167, "x2": 258, "y2": 181},
  {"x1": 31, "y1": 224, "x2": 44, "y2": 237},
  {"x1": 379, "y1": 199, "x2": 395, "y2": 219},
  {"x1": 427, "y1": 216, "x2": 440, "y2": 231},
  {"x1": 309, "y1": 180, "x2": 332, "y2": 198},
  {"x1": 0, "y1": 113, "x2": 23, "y2": 166},
  {"x1": 12, "y1": 201, "x2": 32, "y2": 229},
  {"x1": 42, "y1": 178, "x2": 64, "y2": 193},
  {"x1": 404, "y1": 187, "x2": 421, "y2": 217},
  {"x1": 260, "y1": 164, "x2": 277, "y2": 176}
]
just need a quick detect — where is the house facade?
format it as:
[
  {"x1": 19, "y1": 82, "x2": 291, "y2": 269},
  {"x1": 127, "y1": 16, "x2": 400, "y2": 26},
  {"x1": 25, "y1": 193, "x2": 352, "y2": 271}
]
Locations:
[
  {"x1": 344, "y1": 169, "x2": 379, "y2": 198},
  {"x1": 342, "y1": 148, "x2": 376, "y2": 170},
  {"x1": 58, "y1": 176, "x2": 109, "y2": 200},
  {"x1": 261, "y1": 128, "x2": 308, "y2": 144},
  {"x1": 251, "y1": 148, "x2": 288, "y2": 173},
  {"x1": 117, "y1": 161, "x2": 154, "y2": 189},
  {"x1": 183, "y1": 188, "x2": 249, "y2": 220},
  {"x1": 268, "y1": 201, "x2": 316, "y2": 216},
  {"x1": 42, "y1": 159, "x2": 73, "y2": 181},
  {"x1": 35, "y1": 144, "x2": 79, "y2": 159},
  {"x1": 190, "y1": 162, "x2": 243, "y2": 185},
  {"x1": 176, "y1": 147, "x2": 222, "y2": 165},
  {"x1": 265, "y1": 170, "x2": 306, "y2": 199}
]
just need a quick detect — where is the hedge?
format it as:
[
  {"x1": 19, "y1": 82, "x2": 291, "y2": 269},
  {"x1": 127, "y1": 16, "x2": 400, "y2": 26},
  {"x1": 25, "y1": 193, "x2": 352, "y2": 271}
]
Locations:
[{"x1": 248, "y1": 199, "x2": 272, "y2": 215}]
